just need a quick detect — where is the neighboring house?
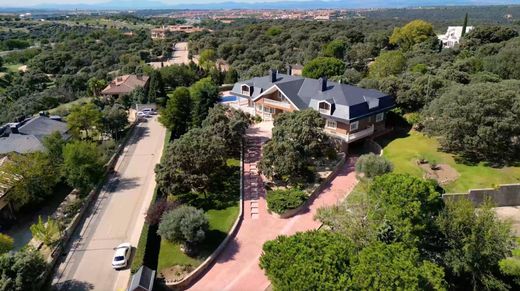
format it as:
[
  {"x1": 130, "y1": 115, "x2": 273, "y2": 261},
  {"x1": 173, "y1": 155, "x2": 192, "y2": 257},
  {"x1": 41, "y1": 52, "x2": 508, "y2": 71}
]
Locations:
[
  {"x1": 438, "y1": 26, "x2": 474, "y2": 48},
  {"x1": 230, "y1": 70, "x2": 395, "y2": 150},
  {"x1": 101, "y1": 75, "x2": 150, "y2": 99},
  {"x1": 151, "y1": 25, "x2": 204, "y2": 40},
  {"x1": 288, "y1": 64, "x2": 303, "y2": 76},
  {"x1": 0, "y1": 115, "x2": 69, "y2": 154}
]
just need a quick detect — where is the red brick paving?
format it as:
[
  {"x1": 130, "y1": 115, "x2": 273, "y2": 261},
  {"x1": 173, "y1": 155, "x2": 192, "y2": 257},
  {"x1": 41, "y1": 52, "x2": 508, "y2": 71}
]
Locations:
[{"x1": 189, "y1": 123, "x2": 358, "y2": 291}]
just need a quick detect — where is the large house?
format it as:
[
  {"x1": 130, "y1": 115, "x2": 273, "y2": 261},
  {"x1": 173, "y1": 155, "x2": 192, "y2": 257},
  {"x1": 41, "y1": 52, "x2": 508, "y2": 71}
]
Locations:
[
  {"x1": 101, "y1": 74, "x2": 149, "y2": 99},
  {"x1": 0, "y1": 114, "x2": 69, "y2": 154},
  {"x1": 438, "y1": 26, "x2": 474, "y2": 48},
  {"x1": 151, "y1": 25, "x2": 204, "y2": 40},
  {"x1": 230, "y1": 70, "x2": 395, "y2": 149}
]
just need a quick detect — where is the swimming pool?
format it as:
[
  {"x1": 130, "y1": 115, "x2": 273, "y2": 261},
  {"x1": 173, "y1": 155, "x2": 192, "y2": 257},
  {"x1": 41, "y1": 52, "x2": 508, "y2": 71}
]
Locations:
[{"x1": 220, "y1": 95, "x2": 238, "y2": 103}]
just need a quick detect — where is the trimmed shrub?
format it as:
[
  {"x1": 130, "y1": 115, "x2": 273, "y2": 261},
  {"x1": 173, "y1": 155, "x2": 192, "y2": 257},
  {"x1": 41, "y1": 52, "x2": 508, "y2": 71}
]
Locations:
[
  {"x1": 267, "y1": 189, "x2": 307, "y2": 214},
  {"x1": 355, "y1": 153, "x2": 393, "y2": 178},
  {"x1": 157, "y1": 205, "x2": 208, "y2": 250}
]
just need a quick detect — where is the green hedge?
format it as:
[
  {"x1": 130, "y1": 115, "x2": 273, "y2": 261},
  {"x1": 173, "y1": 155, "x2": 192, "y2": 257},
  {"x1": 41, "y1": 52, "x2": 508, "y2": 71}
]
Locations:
[{"x1": 267, "y1": 189, "x2": 307, "y2": 214}]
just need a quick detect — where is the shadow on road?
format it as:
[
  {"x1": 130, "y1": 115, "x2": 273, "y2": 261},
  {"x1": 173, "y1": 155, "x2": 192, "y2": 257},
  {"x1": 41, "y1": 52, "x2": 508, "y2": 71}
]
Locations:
[{"x1": 52, "y1": 279, "x2": 94, "y2": 291}]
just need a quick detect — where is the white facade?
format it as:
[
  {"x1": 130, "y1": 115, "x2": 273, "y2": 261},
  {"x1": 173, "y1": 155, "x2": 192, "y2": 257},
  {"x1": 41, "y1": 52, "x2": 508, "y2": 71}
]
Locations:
[{"x1": 438, "y1": 26, "x2": 474, "y2": 48}]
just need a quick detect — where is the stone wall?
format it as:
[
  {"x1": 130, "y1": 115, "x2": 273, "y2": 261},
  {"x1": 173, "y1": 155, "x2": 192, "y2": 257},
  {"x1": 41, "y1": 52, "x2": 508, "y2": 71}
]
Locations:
[{"x1": 443, "y1": 184, "x2": 520, "y2": 206}]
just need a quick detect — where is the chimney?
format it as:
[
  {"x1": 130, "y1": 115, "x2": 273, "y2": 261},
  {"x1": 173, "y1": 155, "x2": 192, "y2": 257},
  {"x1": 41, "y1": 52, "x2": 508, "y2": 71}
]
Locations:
[
  {"x1": 287, "y1": 65, "x2": 292, "y2": 76},
  {"x1": 319, "y1": 77, "x2": 327, "y2": 91},
  {"x1": 270, "y1": 69, "x2": 277, "y2": 83}
]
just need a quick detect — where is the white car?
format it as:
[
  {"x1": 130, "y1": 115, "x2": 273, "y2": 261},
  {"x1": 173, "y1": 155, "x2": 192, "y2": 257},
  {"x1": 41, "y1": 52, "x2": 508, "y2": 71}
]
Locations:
[
  {"x1": 142, "y1": 108, "x2": 156, "y2": 115},
  {"x1": 112, "y1": 242, "x2": 131, "y2": 269}
]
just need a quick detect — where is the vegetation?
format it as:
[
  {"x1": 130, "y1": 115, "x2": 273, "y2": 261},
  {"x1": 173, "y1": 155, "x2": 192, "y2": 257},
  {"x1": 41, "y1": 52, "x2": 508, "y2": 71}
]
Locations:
[
  {"x1": 266, "y1": 189, "x2": 307, "y2": 214},
  {"x1": 157, "y1": 206, "x2": 209, "y2": 252},
  {"x1": 145, "y1": 198, "x2": 179, "y2": 226},
  {"x1": 0, "y1": 248, "x2": 46, "y2": 290},
  {"x1": 302, "y1": 57, "x2": 346, "y2": 79},
  {"x1": 259, "y1": 109, "x2": 335, "y2": 184},
  {"x1": 29, "y1": 216, "x2": 61, "y2": 246},
  {"x1": 355, "y1": 153, "x2": 393, "y2": 178},
  {"x1": 267, "y1": 171, "x2": 516, "y2": 290},
  {"x1": 380, "y1": 130, "x2": 520, "y2": 193},
  {"x1": 190, "y1": 77, "x2": 220, "y2": 127},
  {"x1": 389, "y1": 19, "x2": 436, "y2": 51},
  {"x1": 0, "y1": 152, "x2": 59, "y2": 211},
  {"x1": 437, "y1": 199, "x2": 515, "y2": 290},
  {"x1": 0, "y1": 234, "x2": 13, "y2": 254},
  {"x1": 159, "y1": 87, "x2": 192, "y2": 137},
  {"x1": 369, "y1": 50, "x2": 407, "y2": 78},
  {"x1": 67, "y1": 103, "x2": 102, "y2": 140},
  {"x1": 423, "y1": 81, "x2": 520, "y2": 164},
  {"x1": 62, "y1": 141, "x2": 105, "y2": 194}
]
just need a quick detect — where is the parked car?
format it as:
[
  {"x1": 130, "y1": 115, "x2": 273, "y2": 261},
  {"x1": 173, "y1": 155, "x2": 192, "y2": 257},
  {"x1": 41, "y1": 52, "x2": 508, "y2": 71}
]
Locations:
[
  {"x1": 137, "y1": 111, "x2": 150, "y2": 118},
  {"x1": 142, "y1": 108, "x2": 157, "y2": 115},
  {"x1": 112, "y1": 242, "x2": 132, "y2": 269}
]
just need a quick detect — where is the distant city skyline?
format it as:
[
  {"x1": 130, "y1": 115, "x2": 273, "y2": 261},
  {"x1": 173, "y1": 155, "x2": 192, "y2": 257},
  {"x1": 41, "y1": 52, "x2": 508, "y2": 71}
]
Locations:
[{"x1": 1, "y1": 0, "x2": 519, "y2": 9}]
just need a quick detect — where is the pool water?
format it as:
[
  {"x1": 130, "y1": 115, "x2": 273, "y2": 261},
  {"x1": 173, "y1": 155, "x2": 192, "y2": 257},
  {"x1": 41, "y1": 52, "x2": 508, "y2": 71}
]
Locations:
[{"x1": 220, "y1": 95, "x2": 238, "y2": 102}]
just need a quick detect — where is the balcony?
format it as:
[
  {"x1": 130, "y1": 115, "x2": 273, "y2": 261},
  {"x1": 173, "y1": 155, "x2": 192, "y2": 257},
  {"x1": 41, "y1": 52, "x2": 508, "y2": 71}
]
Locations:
[
  {"x1": 327, "y1": 125, "x2": 375, "y2": 143},
  {"x1": 263, "y1": 98, "x2": 292, "y2": 109}
]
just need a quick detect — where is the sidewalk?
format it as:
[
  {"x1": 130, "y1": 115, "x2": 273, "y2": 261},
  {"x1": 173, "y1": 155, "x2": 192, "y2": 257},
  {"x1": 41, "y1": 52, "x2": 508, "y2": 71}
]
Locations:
[{"x1": 189, "y1": 122, "x2": 358, "y2": 291}]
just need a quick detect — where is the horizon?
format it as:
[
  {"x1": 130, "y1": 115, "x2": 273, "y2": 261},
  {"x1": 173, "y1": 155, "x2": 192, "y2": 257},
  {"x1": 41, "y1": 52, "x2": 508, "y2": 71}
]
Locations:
[{"x1": 1, "y1": 0, "x2": 520, "y2": 10}]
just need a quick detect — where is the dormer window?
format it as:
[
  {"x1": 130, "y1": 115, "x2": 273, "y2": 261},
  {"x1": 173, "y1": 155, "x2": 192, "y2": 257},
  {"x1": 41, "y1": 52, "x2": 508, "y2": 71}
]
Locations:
[
  {"x1": 318, "y1": 101, "x2": 331, "y2": 115},
  {"x1": 365, "y1": 96, "x2": 379, "y2": 110},
  {"x1": 241, "y1": 84, "x2": 252, "y2": 96}
]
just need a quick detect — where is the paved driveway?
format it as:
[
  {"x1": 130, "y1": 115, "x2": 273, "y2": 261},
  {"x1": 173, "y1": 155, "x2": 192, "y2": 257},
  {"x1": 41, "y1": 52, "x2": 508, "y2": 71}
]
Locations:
[
  {"x1": 52, "y1": 117, "x2": 166, "y2": 291},
  {"x1": 189, "y1": 122, "x2": 358, "y2": 291}
]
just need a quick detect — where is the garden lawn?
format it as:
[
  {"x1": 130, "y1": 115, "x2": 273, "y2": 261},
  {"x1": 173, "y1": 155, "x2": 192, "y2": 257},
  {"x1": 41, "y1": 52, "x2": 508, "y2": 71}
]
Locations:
[
  {"x1": 379, "y1": 131, "x2": 520, "y2": 193},
  {"x1": 157, "y1": 205, "x2": 239, "y2": 271},
  {"x1": 157, "y1": 158, "x2": 241, "y2": 273},
  {"x1": 48, "y1": 97, "x2": 91, "y2": 115}
]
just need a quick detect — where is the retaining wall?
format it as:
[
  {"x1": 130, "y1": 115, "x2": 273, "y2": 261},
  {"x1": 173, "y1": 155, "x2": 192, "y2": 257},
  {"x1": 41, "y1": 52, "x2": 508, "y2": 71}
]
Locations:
[{"x1": 443, "y1": 183, "x2": 520, "y2": 207}]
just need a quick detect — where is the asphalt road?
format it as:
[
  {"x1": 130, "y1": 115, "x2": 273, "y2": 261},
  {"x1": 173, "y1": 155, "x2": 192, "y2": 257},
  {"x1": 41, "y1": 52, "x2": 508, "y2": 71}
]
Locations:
[{"x1": 52, "y1": 117, "x2": 166, "y2": 291}]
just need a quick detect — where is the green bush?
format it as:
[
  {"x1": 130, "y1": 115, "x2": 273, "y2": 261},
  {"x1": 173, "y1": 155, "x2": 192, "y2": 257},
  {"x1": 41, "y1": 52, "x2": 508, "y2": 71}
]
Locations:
[
  {"x1": 355, "y1": 153, "x2": 393, "y2": 178},
  {"x1": 0, "y1": 233, "x2": 14, "y2": 254},
  {"x1": 157, "y1": 205, "x2": 208, "y2": 250},
  {"x1": 267, "y1": 189, "x2": 307, "y2": 214}
]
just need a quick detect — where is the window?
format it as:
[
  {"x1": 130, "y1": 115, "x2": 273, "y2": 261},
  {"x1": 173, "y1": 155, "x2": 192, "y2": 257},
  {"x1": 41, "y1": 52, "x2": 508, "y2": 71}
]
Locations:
[
  {"x1": 325, "y1": 119, "x2": 337, "y2": 129},
  {"x1": 368, "y1": 98, "x2": 379, "y2": 109},
  {"x1": 375, "y1": 113, "x2": 384, "y2": 122},
  {"x1": 241, "y1": 85, "x2": 251, "y2": 96},
  {"x1": 318, "y1": 101, "x2": 331, "y2": 114},
  {"x1": 350, "y1": 121, "x2": 359, "y2": 131}
]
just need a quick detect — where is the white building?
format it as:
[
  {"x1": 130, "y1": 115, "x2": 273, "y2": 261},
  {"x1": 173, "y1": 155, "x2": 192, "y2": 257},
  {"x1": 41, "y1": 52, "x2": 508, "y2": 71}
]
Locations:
[{"x1": 438, "y1": 26, "x2": 474, "y2": 48}]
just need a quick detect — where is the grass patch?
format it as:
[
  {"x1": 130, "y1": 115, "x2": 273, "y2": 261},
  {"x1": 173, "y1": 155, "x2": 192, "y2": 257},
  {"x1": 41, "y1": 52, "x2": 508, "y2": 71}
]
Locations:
[
  {"x1": 157, "y1": 205, "x2": 239, "y2": 271},
  {"x1": 157, "y1": 158, "x2": 241, "y2": 274},
  {"x1": 379, "y1": 130, "x2": 520, "y2": 192},
  {"x1": 5, "y1": 63, "x2": 23, "y2": 72},
  {"x1": 48, "y1": 97, "x2": 91, "y2": 115}
]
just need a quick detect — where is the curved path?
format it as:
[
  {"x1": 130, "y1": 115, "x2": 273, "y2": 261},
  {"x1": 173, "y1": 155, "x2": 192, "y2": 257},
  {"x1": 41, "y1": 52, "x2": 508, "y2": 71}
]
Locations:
[{"x1": 189, "y1": 122, "x2": 358, "y2": 291}]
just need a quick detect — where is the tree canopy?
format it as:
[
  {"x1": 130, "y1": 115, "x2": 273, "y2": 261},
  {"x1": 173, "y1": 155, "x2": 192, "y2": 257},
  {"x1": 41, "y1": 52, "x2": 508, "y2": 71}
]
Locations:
[
  {"x1": 62, "y1": 141, "x2": 105, "y2": 194},
  {"x1": 259, "y1": 109, "x2": 335, "y2": 184},
  {"x1": 159, "y1": 87, "x2": 192, "y2": 137},
  {"x1": 302, "y1": 57, "x2": 346, "y2": 79},
  {"x1": 423, "y1": 80, "x2": 520, "y2": 164},
  {"x1": 389, "y1": 20, "x2": 436, "y2": 50},
  {"x1": 189, "y1": 77, "x2": 219, "y2": 127},
  {"x1": 369, "y1": 50, "x2": 406, "y2": 79}
]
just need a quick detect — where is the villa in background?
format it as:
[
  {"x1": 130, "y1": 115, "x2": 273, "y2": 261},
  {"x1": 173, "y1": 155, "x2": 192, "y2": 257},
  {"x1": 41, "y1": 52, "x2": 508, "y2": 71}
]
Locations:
[
  {"x1": 101, "y1": 74, "x2": 149, "y2": 99},
  {"x1": 230, "y1": 70, "x2": 395, "y2": 151},
  {"x1": 438, "y1": 26, "x2": 474, "y2": 48},
  {"x1": 151, "y1": 25, "x2": 204, "y2": 40}
]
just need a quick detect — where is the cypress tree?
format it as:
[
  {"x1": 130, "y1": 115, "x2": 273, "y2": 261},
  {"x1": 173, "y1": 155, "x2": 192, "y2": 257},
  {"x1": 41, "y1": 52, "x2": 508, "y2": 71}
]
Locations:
[{"x1": 461, "y1": 13, "x2": 468, "y2": 37}]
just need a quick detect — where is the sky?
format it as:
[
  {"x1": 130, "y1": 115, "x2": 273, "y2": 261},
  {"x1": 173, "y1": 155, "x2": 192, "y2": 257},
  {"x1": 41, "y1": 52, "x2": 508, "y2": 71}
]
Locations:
[{"x1": 1, "y1": 0, "x2": 293, "y2": 5}]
